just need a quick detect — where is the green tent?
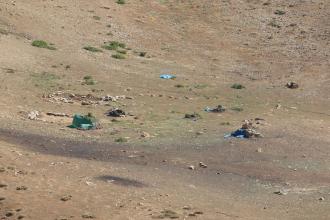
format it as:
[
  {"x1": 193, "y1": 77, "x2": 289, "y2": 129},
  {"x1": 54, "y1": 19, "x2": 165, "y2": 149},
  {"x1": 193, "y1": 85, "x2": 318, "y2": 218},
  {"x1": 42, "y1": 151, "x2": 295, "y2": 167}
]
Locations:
[{"x1": 69, "y1": 114, "x2": 97, "y2": 130}]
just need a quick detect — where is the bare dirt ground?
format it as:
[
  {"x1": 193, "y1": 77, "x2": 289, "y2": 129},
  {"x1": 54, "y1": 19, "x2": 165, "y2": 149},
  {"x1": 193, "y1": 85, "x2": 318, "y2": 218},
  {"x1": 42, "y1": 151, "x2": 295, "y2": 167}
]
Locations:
[{"x1": 0, "y1": 0, "x2": 330, "y2": 219}]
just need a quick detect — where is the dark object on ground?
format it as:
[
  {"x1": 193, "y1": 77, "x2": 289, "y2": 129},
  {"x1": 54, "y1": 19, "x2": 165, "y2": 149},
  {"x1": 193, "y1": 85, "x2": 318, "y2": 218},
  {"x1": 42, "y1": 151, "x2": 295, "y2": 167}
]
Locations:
[
  {"x1": 225, "y1": 120, "x2": 262, "y2": 139},
  {"x1": 184, "y1": 113, "x2": 201, "y2": 119},
  {"x1": 205, "y1": 105, "x2": 226, "y2": 113},
  {"x1": 107, "y1": 109, "x2": 126, "y2": 117},
  {"x1": 231, "y1": 83, "x2": 245, "y2": 89},
  {"x1": 286, "y1": 82, "x2": 299, "y2": 89}
]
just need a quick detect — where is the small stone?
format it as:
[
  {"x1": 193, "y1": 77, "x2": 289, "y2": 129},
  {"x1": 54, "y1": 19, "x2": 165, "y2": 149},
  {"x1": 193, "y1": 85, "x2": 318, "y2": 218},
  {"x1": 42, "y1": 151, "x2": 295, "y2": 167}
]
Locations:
[
  {"x1": 61, "y1": 195, "x2": 72, "y2": 201},
  {"x1": 275, "y1": 104, "x2": 282, "y2": 109},
  {"x1": 319, "y1": 197, "x2": 325, "y2": 201},
  {"x1": 183, "y1": 206, "x2": 191, "y2": 210},
  {"x1": 0, "y1": 183, "x2": 7, "y2": 188},
  {"x1": 5, "y1": 212, "x2": 13, "y2": 217},
  {"x1": 141, "y1": 132, "x2": 151, "y2": 138},
  {"x1": 27, "y1": 110, "x2": 40, "y2": 120},
  {"x1": 188, "y1": 165, "x2": 195, "y2": 170},
  {"x1": 274, "y1": 189, "x2": 288, "y2": 195},
  {"x1": 199, "y1": 162, "x2": 207, "y2": 168},
  {"x1": 82, "y1": 214, "x2": 95, "y2": 219},
  {"x1": 16, "y1": 186, "x2": 28, "y2": 191},
  {"x1": 194, "y1": 211, "x2": 203, "y2": 215},
  {"x1": 256, "y1": 148, "x2": 262, "y2": 153},
  {"x1": 286, "y1": 82, "x2": 299, "y2": 89}
]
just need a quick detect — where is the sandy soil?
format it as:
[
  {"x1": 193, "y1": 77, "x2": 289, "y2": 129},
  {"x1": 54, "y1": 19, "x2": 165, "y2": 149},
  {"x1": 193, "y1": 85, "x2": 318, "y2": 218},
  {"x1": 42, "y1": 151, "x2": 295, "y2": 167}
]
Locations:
[{"x1": 0, "y1": 0, "x2": 330, "y2": 219}]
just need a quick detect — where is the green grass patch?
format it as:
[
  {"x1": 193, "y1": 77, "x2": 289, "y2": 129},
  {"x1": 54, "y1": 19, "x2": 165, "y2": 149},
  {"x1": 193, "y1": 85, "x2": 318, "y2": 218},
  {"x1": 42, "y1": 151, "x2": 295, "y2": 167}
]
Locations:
[
  {"x1": 116, "y1": 0, "x2": 126, "y2": 4},
  {"x1": 32, "y1": 40, "x2": 56, "y2": 50},
  {"x1": 102, "y1": 41, "x2": 126, "y2": 50},
  {"x1": 174, "y1": 84, "x2": 185, "y2": 88},
  {"x1": 83, "y1": 75, "x2": 96, "y2": 85},
  {"x1": 193, "y1": 84, "x2": 208, "y2": 89},
  {"x1": 116, "y1": 49, "x2": 127, "y2": 54},
  {"x1": 112, "y1": 53, "x2": 126, "y2": 59},
  {"x1": 31, "y1": 72, "x2": 60, "y2": 89},
  {"x1": 231, "y1": 83, "x2": 245, "y2": 89},
  {"x1": 92, "y1": 16, "x2": 101, "y2": 20},
  {"x1": 274, "y1": 10, "x2": 286, "y2": 15},
  {"x1": 83, "y1": 46, "x2": 102, "y2": 52},
  {"x1": 230, "y1": 106, "x2": 244, "y2": 112},
  {"x1": 115, "y1": 137, "x2": 127, "y2": 143}
]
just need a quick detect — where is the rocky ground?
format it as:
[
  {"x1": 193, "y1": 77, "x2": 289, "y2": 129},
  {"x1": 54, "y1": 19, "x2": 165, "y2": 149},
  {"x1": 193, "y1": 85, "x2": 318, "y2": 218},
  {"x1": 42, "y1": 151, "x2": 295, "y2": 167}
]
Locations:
[{"x1": 0, "y1": 0, "x2": 330, "y2": 219}]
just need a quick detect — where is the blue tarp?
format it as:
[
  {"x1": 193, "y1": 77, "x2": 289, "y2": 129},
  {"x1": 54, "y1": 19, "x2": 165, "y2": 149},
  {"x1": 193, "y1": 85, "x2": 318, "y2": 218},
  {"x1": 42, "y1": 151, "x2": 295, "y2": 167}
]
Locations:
[
  {"x1": 224, "y1": 128, "x2": 248, "y2": 139},
  {"x1": 160, "y1": 74, "x2": 176, "y2": 79}
]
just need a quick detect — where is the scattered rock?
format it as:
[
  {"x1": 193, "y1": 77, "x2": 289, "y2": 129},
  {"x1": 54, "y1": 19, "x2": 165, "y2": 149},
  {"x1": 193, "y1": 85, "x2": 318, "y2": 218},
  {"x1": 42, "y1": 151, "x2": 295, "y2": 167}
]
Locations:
[
  {"x1": 27, "y1": 110, "x2": 40, "y2": 120},
  {"x1": 82, "y1": 214, "x2": 95, "y2": 219},
  {"x1": 275, "y1": 104, "x2": 282, "y2": 109},
  {"x1": 101, "y1": 95, "x2": 126, "y2": 102},
  {"x1": 0, "y1": 183, "x2": 7, "y2": 188},
  {"x1": 47, "y1": 112, "x2": 71, "y2": 117},
  {"x1": 141, "y1": 131, "x2": 151, "y2": 138},
  {"x1": 5, "y1": 212, "x2": 14, "y2": 217},
  {"x1": 319, "y1": 197, "x2": 325, "y2": 201},
  {"x1": 256, "y1": 148, "x2": 263, "y2": 153},
  {"x1": 199, "y1": 162, "x2": 207, "y2": 168},
  {"x1": 107, "y1": 108, "x2": 126, "y2": 117},
  {"x1": 60, "y1": 195, "x2": 72, "y2": 201},
  {"x1": 188, "y1": 165, "x2": 195, "y2": 170},
  {"x1": 205, "y1": 105, "x2": 226, "y2": 113},
  {"x1": 286, "y1": 82, "x2": 299, "y2": 89},
  {"x1": 182, "y1": 206, "x2": 191, "y2": 210},
  {"x1": 274, "y1": 189, "x2": 288, "y2": 195},
  {"x1": 184, "y1": 113, "x2": 201, "y2": 120},
  {"x1": 16, "y1": 186, "x2": 28, "y2": 191},
  {"x1": 157, "y1": 210, "x2": 179, "y2": 219}
]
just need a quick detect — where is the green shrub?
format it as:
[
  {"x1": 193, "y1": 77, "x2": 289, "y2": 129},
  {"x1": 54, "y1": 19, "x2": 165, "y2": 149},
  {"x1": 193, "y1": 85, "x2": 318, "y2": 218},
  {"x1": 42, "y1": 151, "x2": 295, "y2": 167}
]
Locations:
[
  {"x1": 231, "y1": 107, "x2": 244, "y2": 112},
  {"x1": 116, "y1": 49, "x2": 127, "y2": 54},
  {"x1": 231, "y1": 83, "x2": 245, "y2": 89},
  {"x1": 93, "y1": 16, "x2": 101, "y2": 20},
  {"x1": 112, "y1": 53, "x2": 126, "y2": 59},
  {"x1": 115, "y1": 137, "x2": 127, "y2": 143},
  {"x1": 116, "y1": 0, "x2": 126, "y2": 4},
  {"x1": 32, "y1": 40, "x2": 56, "y2": 50},
  {"x1": 139, "y1": 52, "x2": 147, "y2": 57},
  {"x1": 83, "y1": 46, "x2": 102, "y2": 52},
  {"x1": 83, "y1": 75, "x2": 96, "y2": 85},
  {"x1": 102, "y1": 41, "x2": 126, "y2": 50}
]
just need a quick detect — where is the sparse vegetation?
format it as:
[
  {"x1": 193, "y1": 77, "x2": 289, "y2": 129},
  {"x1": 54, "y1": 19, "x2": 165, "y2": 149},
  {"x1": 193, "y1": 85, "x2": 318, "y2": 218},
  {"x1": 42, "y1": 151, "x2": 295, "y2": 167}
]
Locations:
[
  {"x1": 139, "y1": 52, "x2": 147, "y2": 57},
  {"x1": 32, "y1": 40, "x2": 56, "y2": 50},
  {"x1": 231, "y1": 83, "x2": 245, "y2": 89},
  {"x1": 175, "y1": 84, "x2": 185, "y2": 88},
  {"x1": 194, "y1": 84, "x2": 208, "y2": 89},
  {"x1": 268, "y1": 20, "x2": 281, "y2": 28},
  {"x1": 115, "y1": 137, "x2": 127, "y2": 143},
  {"x1": 116, "y1": 0, "x2": 126, "y2": 4},
  {"x1": 220, "y1": 122, "x2": 231, "y2": 125},
  {"x1": 231, "y1": 106, "x2": 244, "y2": 112},
  {"x1": 116, "y1": 49, "x2": 127, "y2": 54},
  {"x1": 83, "y1": 46, "x2": 102, "y2": 52},
  {"x1": 274, "y1": 10, "x2": 286, "y2": 15},
  {"x1": 92, "y1": 16, "x2": 101, "y2": 20},
  {"x1": 112, "y1": 53, "x2": 126, "y2": 59},
  {"x1": 83, "y1": 75, "x2": 96, "y2": 85},
  {"x1": 31, "y1": 72, "x2": 60, "y2": 89},
  {"x1": 102, "y1": 41, "x2": 126, "y2": 50}
]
